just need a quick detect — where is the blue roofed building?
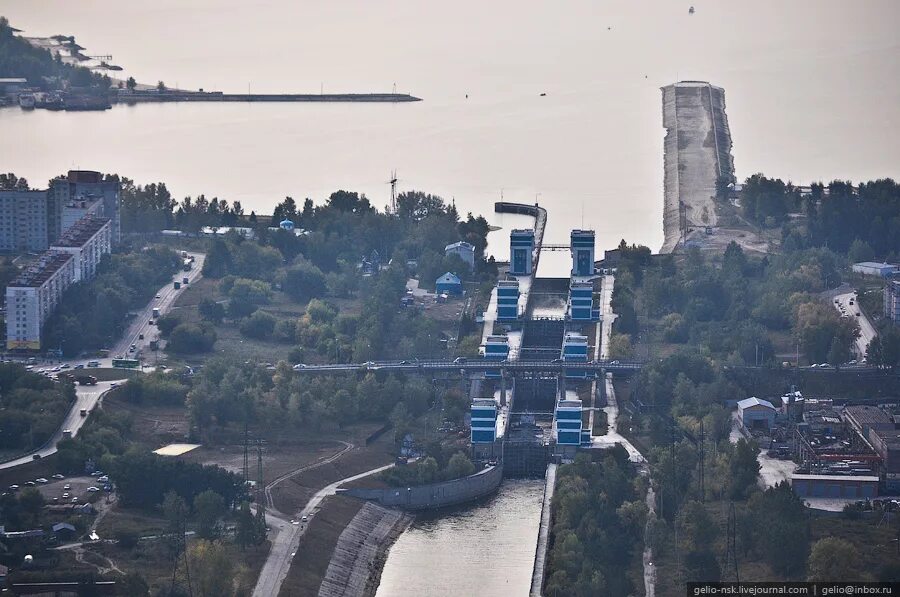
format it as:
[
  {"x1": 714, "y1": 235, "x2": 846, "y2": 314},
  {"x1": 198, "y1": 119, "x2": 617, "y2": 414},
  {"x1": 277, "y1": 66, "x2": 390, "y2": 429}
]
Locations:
[
  {"x1": 570, "y1": 229, "x2": 595, "y2": 276},
  {"x1": 555, "y1": 398, "x2": 583, "y2": 447},
  {"x1": 471, "y1": 399, "x2": 498, "y2": 444},
  {"x1": 562, "y1": 332, "x2": 589, "y2": 378},
  {"x1": 496, "y1": 279, "x2": 520, "y2": 321},
  {"x1": 482, "y1": 335, "x2": 510, "y2": 379},
  {"x1": 568, "y1": 281, "x2": 600, "y2": 321},
  {"x1": 435, "y1": 271, "x2": 463, "y2": 295},
  {"x1": 509, "y1": 229, "x2": 534, "y2": 275}
]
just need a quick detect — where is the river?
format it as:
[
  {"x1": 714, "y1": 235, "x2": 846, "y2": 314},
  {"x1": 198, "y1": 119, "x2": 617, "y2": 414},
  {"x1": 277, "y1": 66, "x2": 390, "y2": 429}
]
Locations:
[
  {"x1": 375, "y1": 479, "x2": 544, "y2": 597},
  {"x1": 2, "y1": 1, "x2": 898, "y2": 254}
]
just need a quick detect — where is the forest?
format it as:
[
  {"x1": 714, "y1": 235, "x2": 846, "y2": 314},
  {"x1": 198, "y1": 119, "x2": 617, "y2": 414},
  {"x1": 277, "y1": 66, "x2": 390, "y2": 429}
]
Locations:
[{"x1": 0, "y1": 363, "x2": 74, "y2": 452}]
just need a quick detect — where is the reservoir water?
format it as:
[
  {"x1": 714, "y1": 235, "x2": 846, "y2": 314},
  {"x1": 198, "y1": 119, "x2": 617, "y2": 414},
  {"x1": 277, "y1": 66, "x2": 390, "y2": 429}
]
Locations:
[
  {"x1": 1, "y1": 1, "x2": 898, "y2": 253},
  {"x1": 375, "y1": 479, "x2": 544, "y2": 597}
]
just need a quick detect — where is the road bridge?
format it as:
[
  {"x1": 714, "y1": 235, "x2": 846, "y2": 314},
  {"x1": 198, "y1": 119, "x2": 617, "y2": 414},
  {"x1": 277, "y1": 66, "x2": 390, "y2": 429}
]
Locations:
[{"x1": 292, "y1": 358, "x2": 644, "y2": 375}]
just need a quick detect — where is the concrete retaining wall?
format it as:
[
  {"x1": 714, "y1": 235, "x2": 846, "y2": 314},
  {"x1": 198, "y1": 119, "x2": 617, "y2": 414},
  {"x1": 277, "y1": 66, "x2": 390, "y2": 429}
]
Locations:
[
  {"x1": 341, "y1": 464, "x2": 503, "y2": 510},
  {"x1": 318, "y1": 502, "x2": 412, "y2": 597}
]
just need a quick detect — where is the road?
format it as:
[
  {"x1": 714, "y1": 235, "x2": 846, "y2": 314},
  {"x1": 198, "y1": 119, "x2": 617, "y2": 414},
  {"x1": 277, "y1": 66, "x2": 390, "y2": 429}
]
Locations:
[
  {"x1": 831, "y1": 291, "x2": 877, "y2": 360},
  {"x1": 0, "y1": 380, "x2": 118, "y2": 471},
  {"x1": 251, "y1": 462, "x2": 394, "y2": 597},
  {"x1": 0, "y1": 250, "x2": 204, "y2": 472},
  {"x1": 728, "y1": 413, "x2": 795, "y2": 489},
  {"x1": 295, "y1": 358, "x2": 644, "y2": 375}
]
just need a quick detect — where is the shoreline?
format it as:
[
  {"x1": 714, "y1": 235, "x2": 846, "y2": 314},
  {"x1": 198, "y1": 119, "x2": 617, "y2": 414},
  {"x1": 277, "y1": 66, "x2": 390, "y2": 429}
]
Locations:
[{"x1": 361, "y1": 510, "x2": 413, "y2": 597}]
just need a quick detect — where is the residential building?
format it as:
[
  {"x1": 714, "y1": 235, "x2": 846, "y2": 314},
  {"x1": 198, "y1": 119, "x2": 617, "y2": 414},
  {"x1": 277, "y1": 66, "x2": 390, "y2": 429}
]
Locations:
[
  {"x1": 6, "y1": 252, "x2": 76, "y2": 350},
  {"x1": 0, "y1": 190, "x2": 49, "y2": 252},
  {"x1": 49, "y1": 171, "x2": 120, "y2": 243},
  {"x1": 471, "y1": 399, "x2": 497, "y2": 444},
  {"x1": 435, "y1": 271, "x2": 463, "y2": 295},
  {"x1": 61, "y1": 196, "x2": 104, "y2": 233},
  {"x1": 851, "y1": 261, "x2": 899, "y2": 277},
  {"x1": 509, "y1": 229, "x2": 534, "y2": 275},
  {"x1": 570, "y1": 229, "x2": 595, "y2": 276},
  {"x1": 555, "y1": 398, "x2": 582, "y2": 446},
  {"x1": 736, "y1": 397, "x2": 776, "y2": 431},
  {"x1": 496, "y1": 279, "x2": 520, "y2": 321},
  {"x1": 50, "y1": 217, "x2": 112, "y2": 282},
  {"x1": 884, "y1": 280, "x2": 900, "y2": 324},
  {"x1": 445, "y1": 241, "x2": 476, "y2": 269}
]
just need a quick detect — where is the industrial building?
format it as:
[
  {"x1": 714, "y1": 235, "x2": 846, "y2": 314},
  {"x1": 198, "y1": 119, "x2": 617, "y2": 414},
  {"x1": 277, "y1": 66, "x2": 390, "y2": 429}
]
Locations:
[
  {"x1": 791, "y1": 474, "x2": 879, "y2": 499},
  {"x1": 509, "y1": 229, "x2": 534, "y2": 275},
  {"x1": 0, "y1": 190, "x2": 49, "y2": 252},
  {"x1": 5, "y1": 252, "x2": 76, "y2": 350},
  {"x1": 496, "y1": 279, "x2": 520, "y2": 321},
  {"x1": 0, "y1": 78, "x2": 28, "y2": 97},
  {"x1": 567, "y1": 281, "x2": 599, "y2": 321},
  {"x1": 471, "y1": 399, "x2": 498, "y2": 444},
  {"x1": 736, "y1": 397, "x2": 776, "y2": 431},
  {"x1": 50, "y1": 217, "x2": 112, "y2": 283},
  {"x1": 445, "y1": 241, "x2": 475, "y2": 269},
  {"x1": 435, "y1": 272, "x2": 463, "y2": 295},
  {"x1": 482, "y1": 335, "x2": 510, "y2": 379},
  {"x1": 561, "y1": 332, "x2": 589, "y2": 378},
  {"x1": 851, "y1": 261, "x2": 899, "y2": 277},
  {"x1": 570, "y1": 229, "x2": 595, "y2": 276},
  {"x1": 554, "y1": 398, "x2": 583, "y2": 447},
  {"x1": 884, "y1": 280, "x2": 900, "y2": 324}
]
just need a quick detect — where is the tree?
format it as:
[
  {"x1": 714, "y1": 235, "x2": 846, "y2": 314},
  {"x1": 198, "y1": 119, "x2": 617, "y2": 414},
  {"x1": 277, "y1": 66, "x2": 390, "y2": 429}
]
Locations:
[
  {"x1": 608, "y1": 333, "x2": 633, "y2": 359},
  {"x1": 126, "y1": 76, "x2": 136, "y2": 91},
  {"x1": 163, "y1": 490, "x2": 188, "y2": 535},
  {"x1": 416, "y1": 456, "x2": 439, "y2": 484},
  {"x1": 234, "y1": 501, "x2": 262, "y2": 550},
  {"x1": 807, "y1": 537, "x2": 863, "y2": 581},
  {"x1": 198, "y1": 298, "x2": 225, "y2": 323},
  {"x1": 728, "y1": 438, "x2": 760, "y2": 499},
  {"x1": 445, "y1": 451, "x2": 475, "y2": 480},
  {"x1": 847, "y1": 239, "x2": 875, "y2": 264},
  {"x1": 168, "y1": 323, "x2": 217, "y2": 353},
  {"x1": 194, "y1": 490, "x2": 226, "y2": 540},
  {"x1": 18, "y1": 487, "x2": 45, "y2": 525},
  {"x1": 157, "y1": 80, "x2": 166, "y2": 92},
  {"x1": 239, "y1": 311, "x2": 276, "y2": 339},
  {"x1": 279, "y1": 260, "x2": 327, "y2": 302},
  {"x1": 187, "y1": 540, "x2": 236, "y2": 597}
]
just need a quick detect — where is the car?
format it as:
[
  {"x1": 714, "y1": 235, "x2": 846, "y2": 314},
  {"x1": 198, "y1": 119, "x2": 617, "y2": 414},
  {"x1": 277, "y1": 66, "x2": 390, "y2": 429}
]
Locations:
[
  {"x1": 98, "y1": 476, "x2": 109, "y2": 483},
  {"x1": 149, "y1": 319, "x2": 155, "y2": 325},
  {"x1": 32, "y1": 454, "x2": 42, "y2": 460},
  {"x1": 52, "y1": 366, "x2": 61, "y2": 372},
  {"x1": 25, "y1": 481, "x2": 36, "y2": 486},
  {"x1": 36, "y1": 478, "x2": 48, "y2": 484},
  {"x1": 60, "y1": 363, "x2": 70, "y2": 369},
  {"x1": 52, "y1": 496, "x2": 59, "y2": 503},
  {"x1": 292, "y1": 364, "x2": 307, "y2": 371},
  {"x1": 8, "y1": 485, "x2": 19, "y2": 491},
  {"x1": 61, "y1": 492, "x2": 69, "y2": 499},
  {"x1": 128, "y1": 346, "x2": 136, "y2": 353},
  {"x1": 110, "y1": 383, "x2": 119, "y2": 388},
  {"x1": 856, "y1": 312, "x2": 861, "y2": 316},
  {"x1": 301, "y1": 515, "x2": 308, "y2": 522},
  {"x1": 156, "y1": 294, "x2": 161, "y2": 299},
  {"x1": 74, "y1": 364, "x2": 84, "y2": 369},
  {"x1": 52, "y1": 473, "x2": 65, "y2": 479},
  {"x1": 63, "y1": 484, "x2": 71, "y2": 490},
  {"x1": 71, "y1": 497, "x2": 79, "y2": 503},
  {"x1": 139, "y1": 334, "x2": 144, "y2": 340},
  {"x1": 399, "y1": 360, "x2": 410, "y2": 365},
  {"x1": 87, "y1": 486, "x2": 100, "y2": 493},
  {"x1": 87, "y1": 361, "x2": 100, "y2": 368},
  {"x1": 610, "y1": 360, "x2": 620, "y2": 365},
  {"x1": 453, "y1": 357, "x2": 467, "y2": 364},
  {"x1": 103, "y1": 485, "x2": 112, "y2": 492}
]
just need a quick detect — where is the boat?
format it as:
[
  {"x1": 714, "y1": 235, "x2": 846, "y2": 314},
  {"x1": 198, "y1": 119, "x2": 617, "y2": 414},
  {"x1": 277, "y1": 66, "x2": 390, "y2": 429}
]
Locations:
[
  {"x1": 18, "y1": 93, "x2": 35, "y2": 110},
  {"x1": 689, "y1": 6, "x2": 695, "y2": 14}
]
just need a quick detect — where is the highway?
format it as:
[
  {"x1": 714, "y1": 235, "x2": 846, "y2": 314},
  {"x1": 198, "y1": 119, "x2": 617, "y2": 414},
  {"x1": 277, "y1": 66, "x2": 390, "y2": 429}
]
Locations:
[
  {"x1": 831, "y1": 291, "x2": 877, "y2": 360},
  {"x1": 0, "y1": 250, "x2": 204, "y2": 472}
]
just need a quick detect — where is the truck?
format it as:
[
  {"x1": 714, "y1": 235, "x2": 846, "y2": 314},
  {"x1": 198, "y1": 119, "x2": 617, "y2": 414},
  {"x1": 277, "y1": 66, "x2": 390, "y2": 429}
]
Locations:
[
  {"x1": 182, "y1": 276, "x2": 189, "y2": 285},
  {"x1": 149, "y1": 339, "x2": 159, "y2": 351},
  {"x1": 173, "y1": 281, "x2": 181, "y2": 290},
  {"x1": 75, "y1": 375, "x2": 97, "y2": 386},
  {"x1": 62, "y1": 429, "x2": 73, "y2": 440},
  {"x1": 181, "y1": 251, "x2": 188, "y2": 258},
  {"x1": 152, "y1": 308, "x2": 160, "y2": 319}
]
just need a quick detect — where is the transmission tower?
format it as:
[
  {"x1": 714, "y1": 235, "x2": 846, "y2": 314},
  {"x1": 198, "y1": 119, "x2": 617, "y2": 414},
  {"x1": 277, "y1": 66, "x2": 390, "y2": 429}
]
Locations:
[
  {"x1": 243, "y1": 423, "x2": 250, "y2": 492},
  {"x1": 698, "y1": 419, "x2": 705, "y2": 502},
  {"x1": 388, "y1": 170, "x2": 398, "y2": 214},
  {"x1": 723, "y1": 501, "x2": 740, "y2": 582},
  {"x1": 256, "y1": 440, "x2": 266, "y2": 518}
]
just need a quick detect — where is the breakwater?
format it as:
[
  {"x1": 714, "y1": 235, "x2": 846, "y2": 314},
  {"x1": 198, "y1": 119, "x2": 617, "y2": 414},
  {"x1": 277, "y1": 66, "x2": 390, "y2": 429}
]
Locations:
[
  {"x1": 116, "y1": 91, "x2": 421, "y2": 103},
  {"x1": 660, "y1": 81, "x2": 734, "y2": 253},
  {"x1": 341, "y1": 464, "x2": 503, "y2": 510}
]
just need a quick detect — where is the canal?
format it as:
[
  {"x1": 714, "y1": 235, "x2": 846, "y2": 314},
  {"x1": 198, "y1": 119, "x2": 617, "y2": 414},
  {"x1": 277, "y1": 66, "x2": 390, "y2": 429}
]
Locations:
[{"x1": 375, "y1": 479, "x2": 544, "y2": 597}]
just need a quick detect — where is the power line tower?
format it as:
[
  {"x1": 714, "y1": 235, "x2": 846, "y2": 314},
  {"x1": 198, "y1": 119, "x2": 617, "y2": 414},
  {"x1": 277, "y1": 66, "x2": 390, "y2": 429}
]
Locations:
[
  {"x1": 723, "y1": 501, "x2": 740, "y2": 582},
  {"x1": 698, "y1": 419, "x2": 705, "y2": 502},
  {"x1": 243, "y1": 423, "x2": 250, "y2": 493},
  {"x1": 388, "y1": 170, "x2": 398, "y2": 214},
  {"x1": 256, "y1": 439, "x2": 266, "y2": 518}
]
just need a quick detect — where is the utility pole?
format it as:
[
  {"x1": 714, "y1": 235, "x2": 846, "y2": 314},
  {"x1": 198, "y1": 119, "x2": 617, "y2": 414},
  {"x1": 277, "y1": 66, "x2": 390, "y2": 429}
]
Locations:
[
  {"x1": 698, "y1": 419, "x2": 705, "y2": 502},
  {"x1": 723, "y1": 501, "x2": 740, "y2": 582}
]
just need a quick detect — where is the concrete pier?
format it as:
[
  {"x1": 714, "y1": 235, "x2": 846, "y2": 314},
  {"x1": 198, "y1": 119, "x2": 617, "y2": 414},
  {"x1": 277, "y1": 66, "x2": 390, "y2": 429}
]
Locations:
[
  {"x1": 529, "y1": 463, "x2": 558, "y2": 596},
  {"x1": 660, "y1": 81, "x2": 734, "y2": 253},
  {"x1": 116, "y1": 91, "x2": 422, "y2": 104}
]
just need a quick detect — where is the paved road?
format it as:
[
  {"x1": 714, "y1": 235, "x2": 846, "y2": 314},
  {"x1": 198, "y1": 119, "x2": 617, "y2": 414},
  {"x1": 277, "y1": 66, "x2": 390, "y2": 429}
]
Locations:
[
  {"x1": 0, "y1": 250, "x2": 203, "y2": 472},
  {"x1": 252, "y1": 463, "x2": 394, "y2": 597},
  {"x1": 0, "y1": 380, "x2": 119, "y2": 471},
  {"x1": 832, "y1": 291, "x2": 877, "y2": 360}
]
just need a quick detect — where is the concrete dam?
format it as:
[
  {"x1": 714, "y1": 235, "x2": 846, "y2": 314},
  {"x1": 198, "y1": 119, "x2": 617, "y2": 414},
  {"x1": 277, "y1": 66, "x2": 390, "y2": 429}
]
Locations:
[{"x1": 660, "y1": 81, "x2": 735, "y2": 253}]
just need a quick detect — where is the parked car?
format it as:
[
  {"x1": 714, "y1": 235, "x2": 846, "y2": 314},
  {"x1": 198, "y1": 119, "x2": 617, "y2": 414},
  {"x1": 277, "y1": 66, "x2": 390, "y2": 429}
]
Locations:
[
  {"x1": 52, "y1": 474, "x2": 65, "y2": 479},
  {"x1": 63, "y1": 484, "x2": 71, "y2": 490},
  {"x1": 35, "y1": 478, "x2": 48, "y2": 484},
  {"x1": 87, "y1": 487, "x2": 100, "y2": 493}
]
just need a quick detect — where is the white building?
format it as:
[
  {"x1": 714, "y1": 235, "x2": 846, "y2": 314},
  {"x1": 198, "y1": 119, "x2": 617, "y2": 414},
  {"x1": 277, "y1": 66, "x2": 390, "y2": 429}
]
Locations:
[
  {"x1": 49, "y1": 171, "x2": 120, "y2": 244},
  {"x1": 852, "y1": 262, "x2": 899, "y2": 278},
  {"x1": 0, "y1": 190, "x2": 49, "y2": 252},
  {"x1": 50, "y1": 217, "x2": 112, "y2": 282},
  {"x1": 445, "y1": 241, "x2": 476, "y2": 269},
  {"x1": 736, "y1": 397, "x2": 776, "y2": 431},
  {"x1": 6, "y1": 252, "x2": 76, "y2": 350}
]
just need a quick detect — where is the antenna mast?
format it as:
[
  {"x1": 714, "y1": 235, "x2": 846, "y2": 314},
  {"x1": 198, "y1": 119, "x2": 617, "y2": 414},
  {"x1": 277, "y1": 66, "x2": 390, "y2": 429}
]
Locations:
[{"x1": 389, "y1": 170, "x2": 398, "y2": 214}]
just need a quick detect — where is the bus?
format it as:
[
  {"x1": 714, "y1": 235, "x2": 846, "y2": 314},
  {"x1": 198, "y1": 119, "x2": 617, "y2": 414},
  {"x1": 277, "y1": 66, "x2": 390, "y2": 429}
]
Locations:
[
  {"x1": 183, "y1": 258, "x2": 192, "y2": 272},
  {"x1": 112, "y1": 358, "x2": 140, "y2": 369}
]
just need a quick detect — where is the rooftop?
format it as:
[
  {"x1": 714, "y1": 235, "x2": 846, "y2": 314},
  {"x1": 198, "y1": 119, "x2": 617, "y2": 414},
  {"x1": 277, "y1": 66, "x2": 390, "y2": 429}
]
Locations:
[
  {"x1": 472, "y1": 399, "x2": 497, "y2": 409},
  {"x1": 0, "y1": 78, "x2": 28, "y2": 84},
  {"x1": 791, "y1": 474, "x2": 880, "y2": 483},
  {"x1": 853, "y1": 262, "x2": 898, "y2": 269},
  {"x1": 485, "y1": 335, "x2": 509, "y2": 344},
  {"x1": 557, "y1": 399, "x2": 582, "y2": 409},
  {"x1": 844, "y1": 405, "x2": 893, "y2": 427},
  {"x1": 9, "y1": 253, "x2": 74, "y2": 288},
  {"x1": 52, "y1": 216, "x2": 110, "y2": 248},
  {"x1": 445, "y1": 241, "x2": 475, "y2": 251},
  {"x1": 737, "y1": 397, "x2": 776, "y2": 411}
]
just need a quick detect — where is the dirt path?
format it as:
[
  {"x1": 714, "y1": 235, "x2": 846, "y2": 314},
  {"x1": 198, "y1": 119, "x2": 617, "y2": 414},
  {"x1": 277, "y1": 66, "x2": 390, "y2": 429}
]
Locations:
[{"x1": 264, "y1": 441, "x2": 354, "y2": 517}]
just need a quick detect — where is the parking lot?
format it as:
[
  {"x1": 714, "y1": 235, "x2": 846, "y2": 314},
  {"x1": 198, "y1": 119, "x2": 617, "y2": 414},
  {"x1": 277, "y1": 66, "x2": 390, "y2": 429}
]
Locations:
[{"x1": 6, "y1": 474, "x2": 110, "y2": 505}]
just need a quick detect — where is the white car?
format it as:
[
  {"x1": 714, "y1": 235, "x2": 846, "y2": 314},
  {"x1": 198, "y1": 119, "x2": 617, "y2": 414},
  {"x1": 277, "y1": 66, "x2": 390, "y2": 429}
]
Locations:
[
  {"x1": 62, "y1": 492, "x2": 70, "y2": 499},
  {"x1": 87, "y1": 486, "x2": 101, "y2": 493},
  {"x1": 63, "y1": 484, "x2": 71, "y2": 490},
  {"x1": 35, "y1": 478, "x2": 48, "y2": 484},
  {"x1": 52, "y1": 473, "x2": 65, "y2": 479},
  {"x1": 98, "y1": 476, "x2": 109, "y2": 483}
]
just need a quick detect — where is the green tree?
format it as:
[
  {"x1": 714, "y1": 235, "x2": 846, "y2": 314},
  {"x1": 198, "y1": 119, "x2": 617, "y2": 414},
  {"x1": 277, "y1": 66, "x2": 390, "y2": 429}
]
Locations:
[
  {"x1": 198, "y1": 298, "x2": 225, "y2": 323},
  {"x1": 279, "y1": 260, "x2": 327, "y2": 302},
  {"x1": 728, "y1": 438, "x2": 760, "y2": 499},
  {"x1": 194, "y1": 489, "x2": 226, "y2": 540},
  {"x1": 126, "y1": 76, "x2": 136, "y2": 91},
  {"x1": 187, "y1": 540, "x2": 236, "y2": 597},
  {"x1": 445, "y1": 452, "x2": 475, "y2": 480},
  {"x1": 847, "y1": 239, "x2": 875, "y2": 264},
  {"x1": 807, "y1": 537, "x2": 863, "y2": 581},
  {"x1": 239, "y1": 311, "x2": 276, "y2": 339},
  {"x1": 157, "y1": 80, "x2": 166, "y2": 92}
]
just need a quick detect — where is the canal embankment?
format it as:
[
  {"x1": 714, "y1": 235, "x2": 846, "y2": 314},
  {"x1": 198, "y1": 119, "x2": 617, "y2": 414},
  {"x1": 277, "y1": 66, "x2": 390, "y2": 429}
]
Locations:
[
  {"x1": 660, "y1": 81, "x2": 734, "y2": 254},
  {"x1": 529, "y1": 462, "x2": 557, "y2": 596}
]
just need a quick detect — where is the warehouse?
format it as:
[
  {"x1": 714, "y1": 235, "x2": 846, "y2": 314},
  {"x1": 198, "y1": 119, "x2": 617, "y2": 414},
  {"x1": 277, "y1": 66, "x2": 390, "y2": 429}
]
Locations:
[
  {"x1": 791, "y1": 474, "x2": 879, "y2": 499},
  {"x1": 737, "y1": 397, "x2": 776, "y2": 431}
]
